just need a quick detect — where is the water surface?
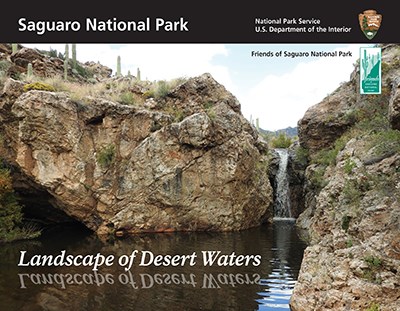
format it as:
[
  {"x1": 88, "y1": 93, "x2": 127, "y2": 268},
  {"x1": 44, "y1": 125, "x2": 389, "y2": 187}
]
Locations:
[{"x1": 0, "y1": 220, "x2": 306, "y2": 311}]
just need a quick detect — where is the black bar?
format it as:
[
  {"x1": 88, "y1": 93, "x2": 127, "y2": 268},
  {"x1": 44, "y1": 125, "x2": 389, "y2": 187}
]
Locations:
[{"x1": 0, "y1": 1, "x2": 397, "y2": 43}]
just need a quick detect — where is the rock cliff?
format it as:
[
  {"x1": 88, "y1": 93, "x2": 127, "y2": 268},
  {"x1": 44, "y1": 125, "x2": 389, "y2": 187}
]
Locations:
[
  {"x1": 291, "y1": 44, "x2": 400, "y2": 310},
  {"x1": 0, "y1": 49, "x2": 273, "y2": 236}
]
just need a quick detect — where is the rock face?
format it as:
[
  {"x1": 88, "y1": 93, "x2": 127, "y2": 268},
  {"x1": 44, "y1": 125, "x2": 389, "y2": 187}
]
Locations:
[
  {"x1": 83, "y1": 61, "x2": 113, "y2": 80},
  {"x1": 389, "y1": 81, "x2": 400, "y2": 130},
  {"x1": 291, "y1": 139, "x2": 400, "y2": 311},
  {"x1": 291, "y1": 44, "x2": 400, "y2": 311},
  {"x1": 0, "y1": 45, "x2": 112, "y2": 81},
  {"x1": 297, "y1": 81, "x2": 357, "y2": 153},
  {"x1": 287, "y1": 146, "x2": 306, "y2": 218},
  {"x1": 0, "y1": 74, "x2": 273, "y2": 235}
]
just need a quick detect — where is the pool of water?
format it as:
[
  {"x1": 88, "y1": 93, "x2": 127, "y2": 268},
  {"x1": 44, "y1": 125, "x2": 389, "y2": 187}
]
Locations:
[{"x1": 0, "y1": 220, "x2": 306, "y2": 311}]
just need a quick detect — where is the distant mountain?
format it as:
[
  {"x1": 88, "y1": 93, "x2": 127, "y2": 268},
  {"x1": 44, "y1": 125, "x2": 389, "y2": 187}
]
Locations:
[{"x1": 259, "y1": 126, "x2": 298, "y2": 137}]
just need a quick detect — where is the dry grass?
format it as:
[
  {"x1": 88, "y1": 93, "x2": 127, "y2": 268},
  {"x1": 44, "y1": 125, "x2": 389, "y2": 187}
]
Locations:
[
  {"x1": 36, "y1": 76, "x2": 144, "y2": 106},
  {"x1": 5, "y1": 71, "x2": 187, "y2": 108}
]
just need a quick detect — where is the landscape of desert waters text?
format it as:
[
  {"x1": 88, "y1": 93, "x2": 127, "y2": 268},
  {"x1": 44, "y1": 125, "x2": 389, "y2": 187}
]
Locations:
[{"x1": 18, "y1": 250, "x2": 262, "y2": 271}]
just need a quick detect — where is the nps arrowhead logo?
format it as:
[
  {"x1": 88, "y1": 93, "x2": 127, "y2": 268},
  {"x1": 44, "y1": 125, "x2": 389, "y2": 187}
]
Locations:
[{"x1": 358, "y1": 10, "x2": 382, "y2": 40}]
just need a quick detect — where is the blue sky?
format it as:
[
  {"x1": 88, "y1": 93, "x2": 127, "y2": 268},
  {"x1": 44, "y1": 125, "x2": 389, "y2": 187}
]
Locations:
[{"x1": 24, "y1": 43, "x2": 370, "y2": 130}]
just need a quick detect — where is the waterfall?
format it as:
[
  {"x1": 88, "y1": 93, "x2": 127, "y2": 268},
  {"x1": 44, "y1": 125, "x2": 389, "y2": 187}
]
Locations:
[{"x1": 274, "y1": 149, "x2": 292, "y2": 219}]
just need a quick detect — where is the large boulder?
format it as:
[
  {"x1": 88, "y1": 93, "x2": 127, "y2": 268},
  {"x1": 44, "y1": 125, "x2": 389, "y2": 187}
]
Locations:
[
  {"x1": 0, "y1": 74, "x2": 273, "y2": 236},
  {"x1": 297, "y1": 81, "x2": 356, "y2": 153}
]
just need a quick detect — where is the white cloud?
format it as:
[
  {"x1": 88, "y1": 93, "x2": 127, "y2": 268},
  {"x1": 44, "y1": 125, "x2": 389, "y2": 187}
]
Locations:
[{"x1": 240, "y1": 45, "x2": 364, "y2": 131}]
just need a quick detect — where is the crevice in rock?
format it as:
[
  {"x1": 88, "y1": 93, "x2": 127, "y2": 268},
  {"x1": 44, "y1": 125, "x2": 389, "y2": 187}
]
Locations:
[
  {"x1": 11, "y1": 166, "x2": 86, "y2": 227},
  {"x1": 86, "y1": 114, "x2": 105, "y2": 126}
]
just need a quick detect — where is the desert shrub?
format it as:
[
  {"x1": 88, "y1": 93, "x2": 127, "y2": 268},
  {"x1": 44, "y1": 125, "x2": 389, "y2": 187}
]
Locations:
[
  {"x1": 295, "y1": 146, "x2": 309, "y2": 166},
  {"x1": 362, "y1": 256, "x2": 383, "y2": 284},
  {"x1": 309, "y1": 166, "x2": 328, "y2": 191},
  {"x1": 74, "y1": 62, "x2": 93, "y2": 78},
  {"x1": 341, "y1": 215, "x2": 351, "y2": 231},
  {"x1": 172, "y1": 108, "x2": 185, "y2": 122},
  {"x1": 0, "y1": 74, "x2": 6, "y2": 90},
  {"x1": 0, "y1": 60, "x2": 11, "y2": 73},
  {"x1": 381, "y1": 61, "x2": 390, "y2": 75},
  {"x1": 23, "y1": 82, "x2": 56, "y2": 92},
  {"x1": 364, "y1": 256, "x2": 382, "y2": 267},
  {"x1": 343, "y1": 158, "x2": 357, "y2": 174},
  {"x1": 342, "y1": 179, "x2": 363, "y2": 206},
  {"x1": 312, "y1": 135, "x2": 347, "y2": 167},
  {"x1": 270, "y1": 132, "x2": 292, "y2": 149},
  {"x1": 366, "y1": 302, "x2": 380, "y2": 311},
  {"x1": 369, "y1": 129, "x2": 400, "y2": 157},
  {"x1": 118, "y1": 91, "x2": 136, "y2": 105},
  {"x1": 154, "y1": 80, "x2": 170, "y2": 98},
  {"x1": 97, "y1": 145, "x2": 115, "y2": 169},
  {"x1": 0, "y1": 167, "x2": 40, "y2": 243},
  {"x1": 145, "y1": 78, "x2": 186, "y2": 99},
  {"x1": 203, "y1": 101, "x2": 213, "y2": 110}
]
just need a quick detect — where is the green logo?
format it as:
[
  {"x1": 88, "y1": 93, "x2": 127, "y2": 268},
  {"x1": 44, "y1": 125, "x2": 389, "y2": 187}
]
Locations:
[{"x1": 360, "y1": 47, "x2": 381, "y2": 94}]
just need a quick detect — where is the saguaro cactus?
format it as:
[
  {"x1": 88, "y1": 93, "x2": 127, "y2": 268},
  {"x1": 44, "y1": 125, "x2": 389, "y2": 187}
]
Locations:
[
  {"x1": 137, "y1": 67, "x2": 141, "y2": 81},
  {"x1": 27, "y1": 63, "x2": 33, "y2": 79},
  {"x1": 64, "y1": 44, "x2": 69, "y2": 80},
  {"x1": 116, "y1": 56, "x2": 121, "y2": 77},
  {"x1": 72, "y1": 44, "x2": 77, "y2": 69},
  {"x1": 11, "y1": 44, "x2": 18, "y2": 55}
]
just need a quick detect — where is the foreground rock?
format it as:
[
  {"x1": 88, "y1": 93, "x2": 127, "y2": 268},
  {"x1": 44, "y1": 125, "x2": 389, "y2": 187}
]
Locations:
[
  {"x1": 292, "y1": 44, "x2": 400, "y2": 311},
  {"x1": 291, "y1": 140, "x2": 400, "y2": 310},
  {"x1": 0, "y1": 74, "x2": 272, "y2": 236}
]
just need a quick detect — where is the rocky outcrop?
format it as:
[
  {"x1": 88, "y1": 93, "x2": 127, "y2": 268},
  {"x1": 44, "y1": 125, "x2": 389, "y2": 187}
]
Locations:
[
  {"x1": 297, "y1": 81, "x2": 357, "y2": 153},
  {"x1": 389, "y1": 80, "x2": 400, "y2": 130},
  {"x1": 291, "y1": 137, "x2": 400, "y2": 311},
  {"x1": 10, "y1": 47, "x2": 64, "y2": 77},
  {"x1": 0, "y1": 74, "x2": 273, "y2": 236},
  {"x1": 292, "y1": 44, "x2": 400, "y2": 310},
  {"x1": 83, "y1": 61, "x2": 112, "y2": 80},
  {"x1": 287, "y1": 145, "x2": 306, "y2": 218},
  {"x1": 0, "y1": 45, "x2": 112, "y2": 81}
]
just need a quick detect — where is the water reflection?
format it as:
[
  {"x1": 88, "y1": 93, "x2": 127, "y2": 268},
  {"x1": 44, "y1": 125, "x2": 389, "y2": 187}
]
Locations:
[
  {"x1": 0, "y1": 221, "x2": 306, "y2": 311},
  {"x1": 256, "y1": 219, "x2": 305, "y2": 311}
]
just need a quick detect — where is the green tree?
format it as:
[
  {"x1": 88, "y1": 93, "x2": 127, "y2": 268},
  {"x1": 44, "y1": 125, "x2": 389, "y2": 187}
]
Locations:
[{"x1": 270, "y1": 132, "x2": 293, "y2": 148}]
